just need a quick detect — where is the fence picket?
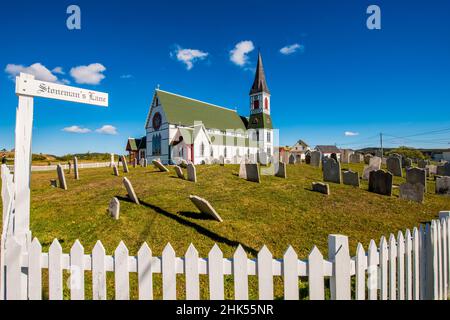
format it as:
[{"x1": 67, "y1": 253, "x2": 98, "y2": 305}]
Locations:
[
  {"x1": 442, "y1": 218, "x2": 448, "y2": 299},
  {"x1": 367, "y1": 240, "x2": 378, "y2": 300},
  {"x1": 92, "y1": 241, "x2": 106, "y2": 300},
  {"x1": 114, "y1": 241, "x2": 129, "y2": 300},
  {"x1": 412, "y1": 227, "x2": 420, "y2": 300},
  {"x1": 137, "y1": 242, "x2": 152, "y2": 300},
  {"x1": 437, "y1": 220, "x2": 443, "y2": 300},
  {"x1": 283, "y1": 246, "x2": 299, "y2": 300},
  {"x1": 162, "y1": 243, "x2": 176, "y2": 300},
  {"x1": 233, "y1": 245, "x2": 248, "y2": 300},
  {"x1": 70, "y1": 240, "x2": 85, "y2": 300},
  {"x1": 208, "y1": 244, "x2": 224, "y2": 300},
  {"x1": 328, "y1": 235, "x2": 351, "y2": 300},
  {"x1": 447, "y1": 218, "x2": 450, "y2": 298},
  {"x1": 185, "y1": 244, "x2": 199, "y2": 300},
  {"x1": 380, "y1": 236, "x2": 388, "y2": 300},
  {"x1": 430, "y1": 221, "x2": 439, "y2": 299},
  {"x1": 257, "y1": 245, "x2": 273, "y2": 300},
  {"x1": 308, "y1": 246, "x2": 324, "y2": 300},
  {"x1": 5, "y1": 237, "x2": 23, "y2": 300},
  {"x1": 48, "y1": 239, "x2": 63, "y2": 300},
  {"x1": 355, "y1": 243, "x2": 365, "y2": 300},
  {"x1": 397, "y1": 231, "x2": 405, "y2": 300},
  {"x1": 419, "y1": 224, "x2": 428, "y2": 299},
  {"x1": 28, "y1": 238, "x2": 42, "y2": 300},
  {"x1": 405, "y1": 229, "x2": 412, "y2": 300},
  {"x1": 388, "y1": 234, "x2": 397, "y2": 300}
]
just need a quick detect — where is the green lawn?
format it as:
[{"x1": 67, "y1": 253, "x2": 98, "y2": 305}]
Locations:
[{"x1": 1, "y1": 162, "x2": 449, "y2": 299}]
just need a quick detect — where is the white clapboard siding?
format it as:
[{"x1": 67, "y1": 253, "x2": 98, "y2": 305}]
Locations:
[
  {"x1": 412, "y1": 227, "x2": 420, "y2": 300},
  {"x1": 137, "y1": 242, "x2": 152, "y2": 300},
  {"x1": 257, "y1": 245, "x2": 273, "y2": 300},
  {"x1": 49, "y1": 239, "x2": 63, "y2": 300},
  {"x1": 92, "y1": 241, "x2": 107, "y2": 300},
  {"x1": 397, "y1": 231, "x2": 405, "y2": 300},
  {"x1": 28, "y1": 238, "x2": 42, "y2": 300},
  {"x1": 162, "y1": 243, "x2": 176, "y2": 300},
  {"x1": 283, "y1": 246, "x2": 299, "y2": 300},
  {"x1": 404, "y1": 229, "x2": 413, "y2": 300},
  {"x1": 70, "y1": 240, "x2": 85, "y2": 300},
  {"x1": 185, "y1": 244, "x2": 199, "y2": 300},
  {"x1": 233, "y1": 245, "x2": 248, "y2": 300},
  {"x1": 355, "y1": 243, "x2": 366, "y2": 300},
  {"x1": 308, "y1": 246, "x2": 324, "y2": 300},
  {"x1": 114, "y1": 241, "x2": 130, "y2": 300},
  {"x1": 367, "y1": 240, "x2": 378, "y2": 300},
  {"x1": 379, "y1": 236, "x2": 388, "y2": 300}
]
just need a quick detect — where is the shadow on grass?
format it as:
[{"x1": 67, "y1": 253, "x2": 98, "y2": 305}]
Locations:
[
  {"x1": 115, "y1": 195, "x2": 258, "y2": 256},
  {"x1": 178, "y1": 211, "x2": 212, "y2": 221}
]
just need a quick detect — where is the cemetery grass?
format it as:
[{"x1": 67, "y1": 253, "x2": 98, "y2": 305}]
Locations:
[{"x1": 1, "y1": 163, "x2": 449, "y2": 300}]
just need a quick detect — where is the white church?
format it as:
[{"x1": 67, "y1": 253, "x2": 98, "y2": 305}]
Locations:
[{"x1": 126, "y1": 53, "x2": 275, "y2": 165}]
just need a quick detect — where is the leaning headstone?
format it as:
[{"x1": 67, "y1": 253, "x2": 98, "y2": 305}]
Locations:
[
  {"x1": 312, "y1": 182, "x2": 330, "y2": 195},
  {"x1": 386, "y1": 156, "x2": 402, "y2": 177},
  {"x1": 350, "y1": 153, "x2": 362, "y2": 164},
  {"x1": 418, "y1": 159, "x2": 429, "y2": 169},
  {"x1": 112, "y1": 164, "x2": 119, "y2": 176},
  {"x1": 187, "y1": 163, "x2": 197, "y2": 182},
  {"x1": 343, "y1": 171, "x2": 360, "y2": 187},
  {"x1": 362, "y1": 156, "x2": 382, "y2": 180},
  {"x1": 122, "y1": 156, "x2": 129, "y2": 173},
  {"x1": 109, "y1": 197, "x2": 120, "y2": 220},
  {"x1": 310, "y1": 151, "x2": 321, "y2": 167},
  {"x1": 323, "y1": 158, "x2": 341, "y2": 184},
  {"x1": 437, "y1": 162, "x2": 450, "y2": 177},
  {"x1": 400, "y1": 183, "x2": 425, "y2": 203},
  {"x1": 56, "y1": 164, "x2": 67, "y2": 190},
  {"x1": 239, "y1": 159, "x2": 247, "y2": 179},
  {"x1": 289, "y1": 154, "x2": 296, "y2": 165},
  {"x1": 123, "y1": 177, "x2": 139, "y2": 204},
  {"x1": 436, "y1": 176, "x2": 450, "y2": 195},
  {"x1": 189, "y1": 195, "x2": 223, "y2": 222},
  {"x1": 406, "y1": 167, "x2": 426, "y2": 192},
  {"x1": 245, "y1": 163, "x2": 260, "y2": 183},
  {"x1": 174, "y1": 166, "x2": 185, "y2": 180},
  {"x1": 369, "y1": 170, "x2": 393, "y2": 196},
  {"x1": 73, "y1": 156, "x2": 79, "y2": 180},
  {"x1": 275, "y1": 162, "x2": 287, "y2": 178},
  {"x1": 153, "y1": 159, "x2": 169, "y2": 172}
]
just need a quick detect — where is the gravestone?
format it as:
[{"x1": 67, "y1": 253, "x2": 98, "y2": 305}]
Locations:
[
  {"x1": 153, "y1": 159, "x2": 169, "y2": 172},
  {"x1": 426, "y1": 165, "x2": 437, "y2": 175},
  {"x1": 275, "y1": 162, "x2": 287, "y2": 178},
  {"x1": 305, "y1": 154, "x2": 311, "y2": 164},
  {"x1": 113, "y1": 164, "x2": 119, "y2": 176},
  {"x1": 67, "y1": 161, "x2": 72, "y2": 174},
  {"x1": 343, "y1": 171, "x2": 360, "y2": 187},
  {"x1": 73, "y1": 156, "x2": 79, "y2": 180},
  {"x1": 310, "y1": 151, "x2": 321, "y2": 167},
  {"x1": 110, "y1": 153, "x2": 115, "y2": 167},
  {"x1": 123, "y1": 177, "x2": 139, "y2": 204},
  {"x1": 362, "y1": 156, "x2": 382, "y2": 180},
  {"x1": 189, "y1": 195, "x2": 223, "y2": 222},
  {"x1": 245, "y1": 163, "x2": 260, "y2": 183},
  {"x1": 436, "y1": 176, "x2": 450, "y2": 195},
  {"x1": 386, "y1": 156, "x2": 402, "y2": 177},
  {"x1": 133, "y1": 158, "x2": 137, "y2": 168},
  {"x1": 289, "y1": 154, "x2": 296, "y2": 164},
  {"x1": 122, "y1": 156, "x2": 129, "y2": 173},
  {"x1": 437, "y1": 162, "x2": 450, "y2": 176},
  {"x1": 330, "y1": 153, "x2": 338, "y2": 162},
  {"x1": 143, "y1": 159, "x2": 148, "y2": 167},
  {"x1": 323, "y1": 158, "x2": 341, "y2": 184},
  {"x1": 403, "y1": 158, "x2": 412, "y2": 168},
  {"x1": 109, "y1": 197, "x2": 120, "y2": 220},
  {"x1": 187, "y1": 163, "x2": 197, "y2": 182},
  {"x1": 369, "y1": 170, "x2": 393, "y2": 196},
  {"x1": 239, "y1": 159, "x2": 247, "y2": 179},
  {"x1": 400, "y1": 183, "x2": 424, "y2": 203},
  {"x1": 56, "y1": 164, "x2": 67, "y2": 190},
  {"x1": 139, "y1": 158, "x2": 144, "y2": 167},
  {"x1": 406, "y1": 167, "x2": 426, "y2": 192},
  {"x1": 341, "y1": 150, "x2": 353, "y2": 164},
  {"x1": 174, "y1": 166, "x2": 185, "y2": 180},
  {"x1": 418, "y1": 159, "x2": 429, "y2": 169},
  {"x1": 350, "y1": 153, "x2": 362, "y2": 164},
  {"x1": 364, "y1": 154, "x2": 373, "y2": 165},
  {"x1": 312, "y1": 182, "x2": 330, "y2": 195}
]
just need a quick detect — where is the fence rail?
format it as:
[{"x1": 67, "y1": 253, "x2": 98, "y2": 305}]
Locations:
[
  {"x1": 6, "y1": 162, "x2": 111, "y2": 172},
  {"x1": 1, "y1": 216, "x2": 449, "y2": 300}
]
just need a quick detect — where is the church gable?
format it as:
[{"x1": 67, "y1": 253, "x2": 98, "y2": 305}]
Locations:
[{"x1": 145, "y1": 91, "x2": 168, "y2": 131}]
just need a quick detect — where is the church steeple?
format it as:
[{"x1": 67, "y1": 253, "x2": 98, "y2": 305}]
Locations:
[{"x1": 249, "y1": 52, "x2": 270, "y2": 95}]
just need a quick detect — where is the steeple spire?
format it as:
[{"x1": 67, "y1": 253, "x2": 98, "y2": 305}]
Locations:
[{"x1": 249, "y1": 51, "x2": 270, "y2": 95}]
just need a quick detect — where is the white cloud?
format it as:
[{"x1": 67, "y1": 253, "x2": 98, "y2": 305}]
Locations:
[
  {"x1": 345, "y1": 131, "x2": 360, "y2": 137},
  {"x1": 120, "y1": 74, "x2": 133, "y2": 79},
  {"x1": 172, "y1": 47, "x2": 209, "y2": 70},
  {"x1": 62, "y1": 126, "x2": 91, "y2": 134},
  {"x1": 52, "y1": 67, "x2": 65, "y2": 75},
  {"x1": 230, "y1": 40, "x2": 255, "y2": 66},
  {"x1": 5, "y1": 63, "x2": 60, "y2": 83},
  {"x1": 95, "y1": 125, "x2": 118, "y2": 135},
  {"x1": 280, "y1": 43, "x2": 304, "y2": 55},
  {"x1": 70, "y1": 63, "x2": 106, "y2": 85}
]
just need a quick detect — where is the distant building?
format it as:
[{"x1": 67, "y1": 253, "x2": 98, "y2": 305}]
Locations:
[
  {"x1": 289, "y1": 140, "x2": 310, "y2": 161},
  {"x1": 315, "y1": 145, "x2": 341, "y2": 159},
  {"x1": 126, "y1": 137, "x2": 146, "y2": 163}
]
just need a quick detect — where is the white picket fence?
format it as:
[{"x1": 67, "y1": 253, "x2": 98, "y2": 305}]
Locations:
[
  {"x1": 6, "y1": 162, "x2": 111, "y2": 172},
  {"x1": 1, "y1": 215, "x2": 449, "y2": 300}
]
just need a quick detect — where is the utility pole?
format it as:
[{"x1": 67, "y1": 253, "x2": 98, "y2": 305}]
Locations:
[{"x1": 380, "y1": 132, "x2": 383, "y2": 157}]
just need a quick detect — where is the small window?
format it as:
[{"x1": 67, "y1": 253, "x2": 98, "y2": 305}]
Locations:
[
  {"x1": 267, "y1": 132, "x2": 271, "y2": 143},
  {"x1": 210, "y1": 148, "x2": 214, "y2": 157},
  {"x1": 224, "y1": 147, "x2": 227, "y2": 158},
  {"x1": 200, "y1": 142, "x2": 205, "y2": 157}
]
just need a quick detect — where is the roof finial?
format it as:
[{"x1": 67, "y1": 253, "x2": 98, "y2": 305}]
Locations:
[{"x1": 156, "y1": 84, "x2": 160, "y2": 90}]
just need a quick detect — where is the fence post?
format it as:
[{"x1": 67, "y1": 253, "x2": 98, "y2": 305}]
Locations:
[{"x1": 328, "y1": 234, "x2": 351, "y2": 300}]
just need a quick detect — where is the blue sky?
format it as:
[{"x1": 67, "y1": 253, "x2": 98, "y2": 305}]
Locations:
[{"x1": 0, "y1": 0, "x2": 449, "y2": 155}]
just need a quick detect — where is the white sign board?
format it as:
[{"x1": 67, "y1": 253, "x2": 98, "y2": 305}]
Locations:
[{"x1": 15, "y1": 74, "x2": 108, "y2": 107}]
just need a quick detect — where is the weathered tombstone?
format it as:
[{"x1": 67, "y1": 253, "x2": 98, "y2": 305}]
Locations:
[
  {"x1": 406, "y1": 167, "x2": 426, "y2": 192},
  {"x1": 245, "y1": 163, "x2": 260, "y2": 183},
  {"x1": 109, "y1": 197, "x2": 120, "y2": 220},
  {"x1": 239, "y1": 159, "x2": 247, "y2": 179},
  {"x1": 386, "y1": 156, "x2": 402, "y2": 177},
  {"x1": 426, "y1": 164, "x2": 437, "y2": 175},
  {"x1": 437, "y1": 162, "x2": 450, "y2": 176},
  {"x1": 187, "y1": 163, "x2": 197, "y2": 182},
  {"x1": 418, "y1": 159, "x2": 428, "y2": 169},
  {"x1": 73, "y1": 156, "x2": 79, "y2": 180},
  {"x1": 341, "y1": 150, "x2": 353, "y2": 164},
  {"x1": 133, "y1": 158, "x2": 137, "y2": 168},
  {"x1": 400, "y1": 183, "x2": 424, "y2": 203},
  {"x1": 123, "y1": 177, "x2": 139, "y2": 204},
  {"x1": 343, "y1": 170, "x2": 360, "y2": 187},
  {"x1": 174, "y1": 166, "x2": 185, "y2": 180},
  {"x1": 152, "y1": 159, "x2": 169, "y2": 172},
  {"x1": 312, "y1": 182, "x2": 330, "y2": 195},
  {"x1": 436, "y1": 176, "x2": 450, "y2": 195},
  {"x1": 275, "y1": 162, "x2": 287, "y2": 178},
  {"x1": 364, "y1": 154, "x2": 373, "y2": 165},
  {"x1": 289, "y1": 154, "x2": 296, "y2": 165},
  {"x1": 323, "y1": 158, "x2": 341, "y2": 184},
  {"x1": 143, "y1": 159, "x2": 148, "y2": 167},
  {"x1": 67, "y1": 161, "x2": 72, "y2": 174},
  {"x1": 189, "y1": 195, "x2": 223, "y2": 222},
  {"x1": 112, "y1": 164, "x2": 119, "y2": 176},
  {"x1": 122, "y1": 156, "x2": 129, "y2": 173},
  {"x1": 56, "y1": 164, "x2": 67, "y2": 190},
  {"x1": 310, "y1": 151, "x2": 321, "y2": 167},
  {"x1": 350, "y1": 153, "x2": 362, "y2": 164},
  {"x1": 403, "y1": 158, "x2": 413, "y2": 168},
  {"x1": 368, "y1": 170, "x2": 393, "y2": 196},
  {"x1": 305, "y1": 154, "x2": 311, "y2": 164},
  {"x1": 362, "y1": 156, "x2": 382, "y2": 180},
  {"x1": 50, "y1": 179, "x2": 57, "y2": 188},
  {"x1": 330, "y1": 153, "x2": 338, "y2": 162}
]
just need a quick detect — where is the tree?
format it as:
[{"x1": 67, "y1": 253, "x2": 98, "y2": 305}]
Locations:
[{"x1": 387, "y1": 146, "x2": 425, "y2": 159}]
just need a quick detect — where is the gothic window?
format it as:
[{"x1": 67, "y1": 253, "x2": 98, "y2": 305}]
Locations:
[
  {"x1": 267, "y1": 147, "x2": 271, "y2": 155},
  {"x1": 152, "y1": 134, "x2": 162, "y2": 156},
  {"x1": 200, "y1": 142, "x2": 205, "y2": 156}
]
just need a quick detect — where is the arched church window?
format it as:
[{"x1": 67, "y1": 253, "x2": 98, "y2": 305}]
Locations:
[
  {"x1": 210, "y1": 147, "x2": 214, "y2": 157},
  {"x1": 200, "y1": 142, "x2": 205, "y2": 156}
]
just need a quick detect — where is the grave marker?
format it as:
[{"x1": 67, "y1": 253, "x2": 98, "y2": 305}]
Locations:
[
  {"x1": 153, "y1": 159, "x2": 169, "y2": 172},
  {"x1": 368, "y1": 170, "x2": 393, "y2": 196},
  {"x1": 323, "y1": 158, "x2": 341, "y2": 184},
  {"x1": 73, "y1": 156, "x2": 79, "y2": 180},
  {"x1": 400, "y1": 183, "x2": 424, "y2": 203},
  {"x1": 362, "y1": 156, "x2": 382, "y2": 180},
  {"x1": 189, "y1": 195, "x2": 223, "y2": 222},
  {"x1": 112, "y1": 164, "x2": 119, "y2": 176},
  {"x1": 310, "y1": 151, "x2": 321, "y2": 167},
  {"x1": 437, "y1": 163, "x2": 450, "y2": 176},
  {"x1": 406, "y1": 167, "x2": 426, "y2": 192},
  {"x1": 343, "y1": 171, "x2": 360, "y2": 187},
  {"x1": 275, "y1": 162, "x2": 287, "y2": 179},
  {"x1": 122, "y1": 156, "x2": 129, "y2": 173},
  {"x1": 436, "y1": 176, "x2": 450, "y2": 195},
  {"x1": 187, "y1": 163, "x2": 197, "y2": 182},
  {"x1": 350, "y1": 153, "x2": 362, "y2": 164},
  {"x1": 56, "y1": 164, "x2": 67, "y2": 190},
  {"x1": 289, "y1": 154, "x2": 296, "y2": 165},
  {"x1": 110, "y1": 153, "x2": 115, "y2": 167},
  {"x1": 109, "y1": 197, "x2": 120, "y2": 220},
  {"x1": 245, "y1": 163, "x2": 260, "y2": 183},
  {"x1": 239, "y1": 159, "x2": 247, "y2": 179},
  {"x1": 312, "y1": 182, "x2": 330, "y2": 195},
  {"x1": 418, "y1": 159, "x2": 429, "y2": 169},
  {"x1": 174, "y1": 166, "x2": 185, "y2": 180},
  {"x1": 386, "y1": 156, "x2": 402, "y2": 177},
  {"x1": 122, "y1": 177, "x2": 139, "y2": 204}
]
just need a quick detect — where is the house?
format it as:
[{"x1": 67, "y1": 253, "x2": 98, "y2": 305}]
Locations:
[
  {"x1": 290, "y1": 140, "x2": 310, "y2": 161},
  {"x1": 278, "y1": 146, "x2": 291, "y2": 163},
  {"x1": 128, "y1": 52, "x2": 275, "y2": 165},
  {"x1": 315, "y1": 145, "x2": 341, "y2": 159},
  {"x1": 125, "y1": 136, "x2": 146, "y2": 163}
]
